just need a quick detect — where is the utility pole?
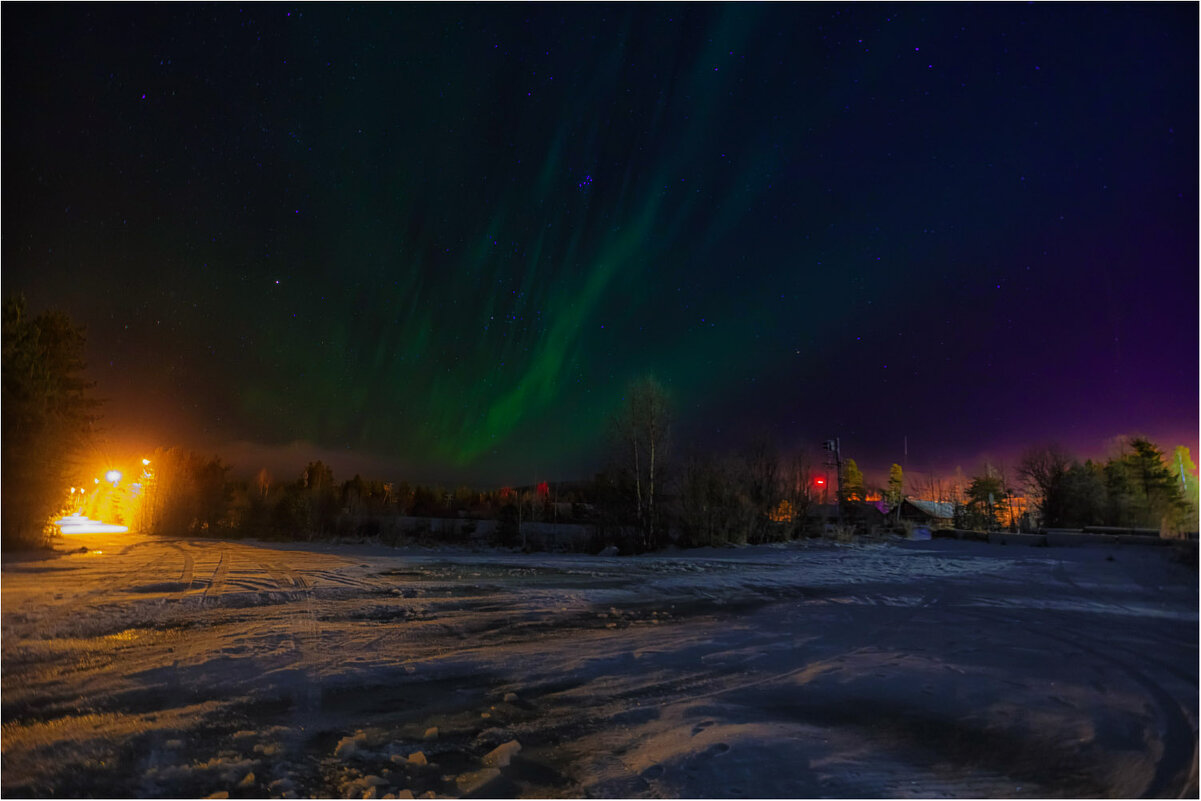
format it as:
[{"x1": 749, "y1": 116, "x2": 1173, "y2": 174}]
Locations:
[{"x1": 823, "y1": 438, "x2": 843, "y2": 528}]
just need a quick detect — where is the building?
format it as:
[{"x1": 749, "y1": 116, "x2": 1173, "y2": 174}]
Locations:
[{"x1": 899, "y1": 499, "x2": 955, "y2": 527}]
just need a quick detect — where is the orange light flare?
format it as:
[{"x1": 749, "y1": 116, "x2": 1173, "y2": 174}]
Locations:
[{"x1": 59, "y1": 455, "x2": 155, "y2": 535}]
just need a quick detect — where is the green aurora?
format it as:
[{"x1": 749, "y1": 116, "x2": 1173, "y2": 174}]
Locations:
[{"x1": 4, "y1": 4, "x2": 1196, "y2": 483}]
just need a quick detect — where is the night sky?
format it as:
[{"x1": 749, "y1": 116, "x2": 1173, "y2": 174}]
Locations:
[{"x1": 4, "y1": 3, "x2": 1197, "y2": 487}]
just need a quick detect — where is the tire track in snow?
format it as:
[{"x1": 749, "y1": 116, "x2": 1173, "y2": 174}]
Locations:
[
  {"x1": 1045, "y1": 559, "x2": 1198, "y2": 797},
  {"x1": 200, "y1": 547, "x2": 231, "y2": 605},
  {"x1": 260, "y1": 560, "x2": 323, "y2": 726},
  {"x1": 14, "y1": 540, "x2": 172, "y2": 635},
  {"x1": 952, "y1": 606, "x2": 1196, "y2": 798},
  {"x1": 1063, "y1": 631, "x2": 1197, "y2": 799},
  {"x1": 157, "y1": 542, "x2": 195, "y2": 599}
]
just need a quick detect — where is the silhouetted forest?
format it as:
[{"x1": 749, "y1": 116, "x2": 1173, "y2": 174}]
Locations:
[{"x1": 5, "y1": 296, "x2": 1198, "y2": 552}]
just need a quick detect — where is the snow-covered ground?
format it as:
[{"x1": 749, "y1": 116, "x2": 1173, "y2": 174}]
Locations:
[{"x1": 2, "y1": 532, "x2": 1197, "y2": 798}]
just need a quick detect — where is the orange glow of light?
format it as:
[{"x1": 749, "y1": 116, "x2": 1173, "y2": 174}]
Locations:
[{"x1": 769, "y1": 499, "x2": 795, "y2": 523}]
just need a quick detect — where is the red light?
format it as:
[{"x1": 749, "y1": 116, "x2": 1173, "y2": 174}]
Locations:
[{"x1": 815, "y1": 477, "x2": 826, "y2": 486}]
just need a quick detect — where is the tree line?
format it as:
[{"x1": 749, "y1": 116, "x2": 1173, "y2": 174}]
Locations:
[
  {"x1": 1016, "y1": 441, "x2": 1197, "y2": 534},
  {"x1": 131, "y1": 449, "x2": 593, "y2": 546},
  {"x1": 3, "y1": 295, "x2": 1197, "y2": 550}
]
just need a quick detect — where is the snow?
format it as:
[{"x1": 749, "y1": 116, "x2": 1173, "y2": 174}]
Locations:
[
  {"x1": 482, "y1": 739, "x2": 522, "y2": 767},
  {"x1": 2, "y1": 531, "x2": 1197, "y2": 797}
]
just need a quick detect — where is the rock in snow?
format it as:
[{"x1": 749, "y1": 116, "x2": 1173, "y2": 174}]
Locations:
[
  {"x1": 268, "y1": 778, "x2": 295, "y2": 794},
  {"x1": 335, "y1": 732, "x2": 368, "y2": 758},
  {"x1": 482, "y1": 739, "x2": 522, "y2": 768},
  {"x1": 455, "y1": 768, "x2": 501, "y2": 794},
  {"x1": 422, "y1": 726, "x2": 439, "y2": 740}
]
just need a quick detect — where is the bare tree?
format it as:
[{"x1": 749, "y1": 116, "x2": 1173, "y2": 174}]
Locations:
[
  {"x1": 785, "y1": 450, "x2": 815, "y2": 536},
  {"x1": 1017, "y1": 445, "x2": 1072, "y2": 527},
  {"x1": 611, "y1": 376, "x2": 672, "y2": 550},
  {"x1": 741, "y1": 436, "x2": 782, "y2": 543},
  {"x1": 679, "y1": 452, "x2": 737, "y2": 546}
]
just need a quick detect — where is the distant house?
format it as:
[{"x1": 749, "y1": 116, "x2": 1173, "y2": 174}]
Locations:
[
  {"x1": 807, "y1": 502, "x2": 887, "y2": 528},
  {"x1": 900, "y1": 499, "x2": 955, "y2": 527},
  {"x1": 807, "y1": 504, "x2": 840, "y2": 524}
]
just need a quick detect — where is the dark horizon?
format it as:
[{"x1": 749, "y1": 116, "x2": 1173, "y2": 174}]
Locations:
[{"x1": 5, "y1": 3, "x2": 1197, "y2": 490}]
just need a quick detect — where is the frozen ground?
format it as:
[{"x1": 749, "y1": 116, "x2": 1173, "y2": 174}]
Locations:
[{"x1": 2, "y1": 532, "x2": 1197, "y2": 798}]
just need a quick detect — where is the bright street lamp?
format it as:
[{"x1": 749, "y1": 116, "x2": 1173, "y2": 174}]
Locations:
[{"x1": 105, "y1": 470, "x2": 121, "y2": 484}]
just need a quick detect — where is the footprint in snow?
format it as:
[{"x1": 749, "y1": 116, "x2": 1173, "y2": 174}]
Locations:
[{"x1": 690, "y1": 720, "x2": 715, "y2": 736}]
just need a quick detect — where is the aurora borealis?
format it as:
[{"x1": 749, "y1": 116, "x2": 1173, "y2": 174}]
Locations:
[{"x1": 4, "y1": 3, "x2": 1197, "y2": 485}]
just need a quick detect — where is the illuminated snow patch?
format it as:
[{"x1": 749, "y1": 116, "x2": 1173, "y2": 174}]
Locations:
[{"x1": 55, "y1": 514, "x2": 129, "y2": 534}]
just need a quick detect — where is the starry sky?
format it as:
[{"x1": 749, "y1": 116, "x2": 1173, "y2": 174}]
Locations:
[{"x1": 4, "y1": 3, "x2": 1197, "y2": 486}]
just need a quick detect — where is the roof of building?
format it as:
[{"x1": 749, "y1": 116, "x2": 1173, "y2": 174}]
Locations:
[{"x1": 904, "y1": 499, "x2": 956, "y2": 519}]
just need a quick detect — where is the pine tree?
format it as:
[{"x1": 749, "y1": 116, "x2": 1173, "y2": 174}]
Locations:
[
  {"x1": 842, "y1": 458, "x2": 865, "y2": 503},
  {"x1": 965, "y1": 473, "x2": 1005, "y2": 531},
  {"x1": 1104, "y1": 438, "x2": 1187, "y2": 530},
  {"x1": 885, "y1": 463, "x2": 904, "y2": 522},
  {"x1": 2, "y1": 295, "x2": 101, "y2": 548}
]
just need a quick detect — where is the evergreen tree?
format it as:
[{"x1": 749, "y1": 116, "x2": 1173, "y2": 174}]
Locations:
[
  {"x1": 1104, "y1": 438, "x2": 1187, "y2": 530},
  {"x1": 841, "y1": 458, "x2": 865, "y2": 503},
  {"x1": 965, "y1": 473, "x2": 1005, "y2": 531},
  {"x1": 1059, "y1": 460, "x2": 1107, "y2": 527},
  {"x1": 885, "y1": 463, "x2": 904, "y2": 519},
  {"x1": 301, "y1": 460, "x2": 338, "y2": 535},
  {"x1": 2, "y1": 295, "x2": 101, "y2": 548}
]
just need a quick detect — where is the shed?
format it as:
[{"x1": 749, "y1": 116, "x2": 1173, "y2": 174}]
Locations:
[{"x1": 900, "y1": 499, "x2": 955, "y2": 527}]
